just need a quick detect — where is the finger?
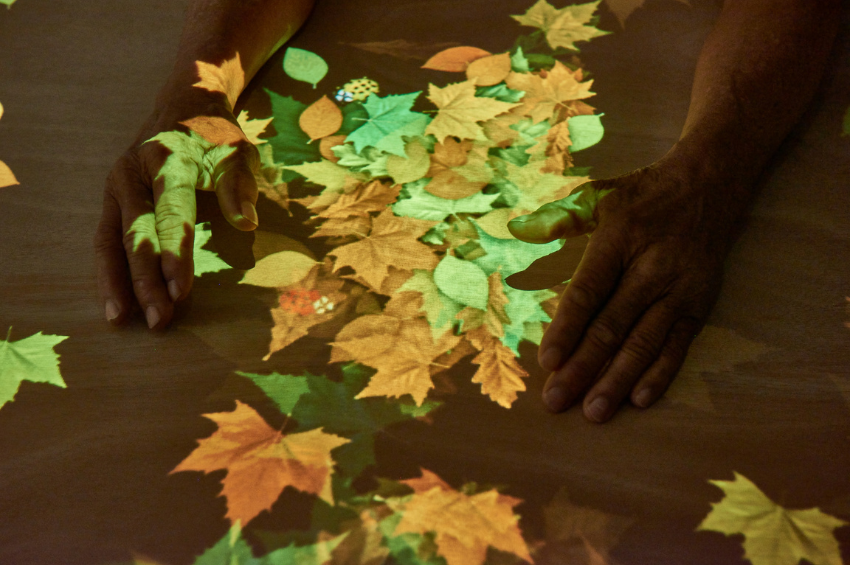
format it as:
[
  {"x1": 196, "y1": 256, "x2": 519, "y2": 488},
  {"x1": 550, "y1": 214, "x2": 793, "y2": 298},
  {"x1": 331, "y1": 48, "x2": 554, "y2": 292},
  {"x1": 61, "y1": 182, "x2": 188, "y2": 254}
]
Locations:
[
  {"x1": 630, "y1": 316, "x2": 702, "y2": 409},
  {"x1": 212, "y1": 143, "x2": 260, "y2": 231},
  {"x1": 116, "y1": 157, "x2": 174, "y2": 330},
  {"x1": 542, "y1": 259, "x2": 666, "y2": 413},
  {"x1": 537, "y1": 232, "x2": 623, "y2": 375},
  {"x1": 507, "y1": 181, "x2": 614, "y2": 243},
  {"x1": 581, "y1": 300, "x2": 678, "y2": 422},
  {"x1": 151, "y1": 160, "x2": 197, "y2": 304},
  {"x1": 94, "y1": 184, "x2": 134, "y2": 325}
]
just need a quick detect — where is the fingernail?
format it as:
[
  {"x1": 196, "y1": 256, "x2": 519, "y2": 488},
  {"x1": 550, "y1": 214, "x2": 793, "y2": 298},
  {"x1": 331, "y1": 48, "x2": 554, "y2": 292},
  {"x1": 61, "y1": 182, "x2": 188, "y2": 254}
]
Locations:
[
  {"x1": 105, "y1": 300, "x2": 120, "y2": 322},
  {"x1": 544, "y1": 386, "x2": 568, "y2": 412},
  {"x1": 167, "y1": 280, "x2": 181, "y2": 302},
  {"x1": 635, "y1": 388, "x2": 653, "y2": 408},
  {"x1": 508, "y1": 215, "x2": 530, "y2": 225},
  {"x1": 146, "y1": 306, "x2": 161, "y2": 329},
  {"x1": 540, "y1": 348, "x2": 561, "y2": 371},
  {"x1": 240, "y1": 201, "x2": 258, "y2": 226},
  {"x1": 586, "y1": 397, "x2": 609, "y2": 422}
]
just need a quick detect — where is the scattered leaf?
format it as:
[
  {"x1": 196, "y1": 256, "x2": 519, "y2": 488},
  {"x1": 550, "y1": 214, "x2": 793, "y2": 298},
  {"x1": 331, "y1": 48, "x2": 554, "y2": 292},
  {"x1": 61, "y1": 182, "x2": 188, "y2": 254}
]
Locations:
[
  {"x1": 433, "y1": 254, "x2": 489, "y2": 310},
  {"x1": 569, "y1": 113, "x2": 605, "y2": 152},
  {"x1": 237, "y1": 110, "x2": 274, "y2": 145},
  {"x1": 346, "y1": 92, "x2": 431, "y2": 157},
  {"x1": 506, "y1": 61, "x2": 595, "y2": 123},
  {"x1": 179, "y1": 115, "x2": 248, "y2": 146},
  {"x1": 466, "y1": 53, "x2": 512, "y2": 87},
  {"x1": 386, "y1": 139, "x2": 431, "y2": 185},
  {"x1": 283, "y1": 47, "x2": 329, "y2": 88},
  {"x1": 0, "y1": 160, "x2": 19, "y2": 188},
  {"x1": 0, "y1": 328, "x2": 68, "y2": 410},
  {"x1": 465, "y1": 327, "x2": 529, "y2": 408},
  {"x1": 194, "y1": 223, "x2": 233, "y2": 277},
  {"x1": 512, "y1": 0, "x2": 610, "y2": 51},
  {"x1": 300, "y1": 95, "x2": 344, "y2": 142},
  {"x1": 426, "y1": 80, "x2": 520, "y2": 142},
  {"x1": 422, "y1": 46, "x2": 492, "y2": 72},
  {"x1": 240, "y1": 250, "x2": 316, "y2": 288},
  {"x1": 193, "y1": 53, "x2": 245, "y2": 109}
]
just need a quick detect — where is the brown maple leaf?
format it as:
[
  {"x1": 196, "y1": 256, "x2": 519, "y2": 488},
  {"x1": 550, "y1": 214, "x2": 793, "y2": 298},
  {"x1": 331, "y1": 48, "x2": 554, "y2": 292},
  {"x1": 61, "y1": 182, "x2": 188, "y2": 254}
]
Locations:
[
  {"x1": 170, "y1": 401, "x2": 349, "y2": 525},
  {"x1": 330, "y1": 314, "x2": 460, "y2": 405},
  {"x1": 387, "y1": 469, "x2": 533, "y2": 565},
  {"x1": 506, "y1": 61, "x2": 595, "y2": 123},
  {"x1": 424, "y1": 138, "x2": 489, "y2": 199},
  {"x1": 318, "y1": 180, "x2": 402, "y2": 221},
  {"x1": 330, "y1": 208, "x2": 438, "y2": 291},
  {"x1": 465, "y1": 326, "x2": 530, "y2": 408}
]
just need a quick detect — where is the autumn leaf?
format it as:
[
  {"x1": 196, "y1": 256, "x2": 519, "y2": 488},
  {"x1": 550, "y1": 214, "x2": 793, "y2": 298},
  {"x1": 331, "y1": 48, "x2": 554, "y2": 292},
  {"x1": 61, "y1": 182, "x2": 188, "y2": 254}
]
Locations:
[
  {"x1": 393, "y1": 178, "x2": 498, "y2": 223},
  {"x1": 0, "y1": 328, "x2": 68, "y2": 410},
  {"x1": 171, "y1": 400, "x2": 350, "y2": 525},
  {"x1": 426, "y1": 80, "x2": 520, "y2": 142},
  {"x1": 386, "y1": 469, "x2": 533, "y2": 565},
  {"x1": 236, "y1": 110, "x2": 274, "y2": 146},
  {"x1": 424, "y1": 138, "x2": 491, "y2": 200},
  {"x1": 317, "y1": 180, "x2": 402, "y2": 221},
  {"x1": 331, "y1": 314, "x2": 460, "y2": 405},
  {"x1": 506, "y1": 61, "x2": 595, "y2": 123},
  {"x1": 240, "y1": 250, "x2": 317, "y2": 288},
  {"x1": 300, "y1": 95, "x2": 344, "y2": 142},
  {"x1": 512, "y1": 0, "x2": 610, "y2": 51},
  {"x1": 422, "y1": 46, "x2": 492, "y2": 72},
  {"x1": 0, "y1": 160, "x2": 19, "y2": 188},
  {"x1": 330, "y1": 209, "x2": 438, "y2": 291},
  {"x1": 456, "y1": 271, "x2": 511, "y2": 338},
  {"x1": 697, "y1": 472, "x2": 848, "y2": 565},
  {"x1": 284, "y1": 159, "x2": 365, "y2": 193},
  {"x1": 396, "y1": 269, "x2": 465, "y2": 340},
  {"x1": 466, "y1": 53, "x2": 512, "y2": 87},
  {"x1": 386, "y1": 139, "x2": 431, "y2": 185},
  {"x1": 193, "y1": 53, "x2": 245, "y2": 110},
  {"x1": 471, "y1": 219, "x2": 562, "y2": 278},
  {"x1": 193, "y1": 223, "x2": 232, "y2": 277},
  {"x1": 346, "y1": 92, "x2": 431, "y2": 157},
  {"x1": 464, "y1": 326, "x2": 529, "y2": 408}
]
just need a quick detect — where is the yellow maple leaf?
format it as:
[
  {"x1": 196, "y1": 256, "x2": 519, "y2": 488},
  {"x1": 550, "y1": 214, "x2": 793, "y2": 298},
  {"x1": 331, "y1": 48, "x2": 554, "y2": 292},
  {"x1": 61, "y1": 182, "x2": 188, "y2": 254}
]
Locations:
[
  {"x1": 330, "y1": 314, "x2": 460, "y2": 405},
  {"x1": 330, "y1": 208, "x2": 438, "y2": 291},
  {"x1": 193, "y1": 53, "x2": 246, "y2": 110},
  {"x1": 425, "y1": 80, "x2": 520, "y2": 143},
  {"x1": 506, "y1": 61, "x2": 595, "y2": 124},
  {"x1": 424, "y1": 138, "x2": 489, "y2": 199},
  {"x1": 465, "y1": 326, "x2": 529, "y2": 408},
  {"x1": 179, "y1": 116, "x2": 248, "y2": 146},
  {"x1": 697, "y1": 472, "x2": 848, "y2": 565},
  {"x1": 512, "y1": 0, "x2": 609, "y2": 51},
  {"x1": 318, "y1": 180, "x2": 402, "y2": 221},
  {"x1": 237, "y1": 110, "x2": 274, "y2": 145},
  {"x1": 388, "y1": 469, "x2": 533, "y2": 565},
  {"x1": 170, "y1": 400, "x2": 349, "y2": 525}
]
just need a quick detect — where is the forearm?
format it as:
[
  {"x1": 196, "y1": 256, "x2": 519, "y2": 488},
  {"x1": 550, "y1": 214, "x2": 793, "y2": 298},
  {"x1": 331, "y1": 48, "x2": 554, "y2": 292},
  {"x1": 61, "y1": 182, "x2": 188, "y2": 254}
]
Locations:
[
  {"x1": 666, "y1": 0, "x2": 840, "y2": 191},
  {"x1": 156, "y1": 0, "x2": 315, "y2": 109}
]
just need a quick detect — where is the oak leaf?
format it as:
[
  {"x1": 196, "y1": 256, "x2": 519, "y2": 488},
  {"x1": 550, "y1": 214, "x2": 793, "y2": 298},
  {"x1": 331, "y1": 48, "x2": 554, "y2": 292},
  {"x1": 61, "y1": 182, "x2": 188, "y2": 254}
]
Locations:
[
  {"x1": 387, "y1": 469, "x2": 533, "y2": 565},
  {"x1": 506, "y1": 61, "x2": 595, "y2": 123},
  {"x1": 193, "y1": 53, "x2": 245, "y2": 110},
  {"x1": 170, "y1": 400, "x2": 350, "y2": 525},
  {"x1": 300, "y1": 95, "x2": 344, "y2": 142},
  {"x1": 330, "y1": 209, "x2": 438, "y2": 291},
  {"x1": 422, "y1": 46, "x2": 492, "y2": 72},
  {"x1": 0, "y1": 328, "x2": 68, "y2": 410},
  {"x1": 425, "y1": 80, "x2": 520, "y2": 143},
  {"x1": 697, "y1": 472, "x2": 848, "y2": 565}
]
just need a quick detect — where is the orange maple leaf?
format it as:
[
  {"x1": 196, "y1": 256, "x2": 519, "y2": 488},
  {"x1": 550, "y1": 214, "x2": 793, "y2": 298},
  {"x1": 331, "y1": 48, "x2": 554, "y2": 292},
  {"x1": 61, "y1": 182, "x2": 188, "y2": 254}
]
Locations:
[
  {"x1": 330, "y1": 314, "x2": 460, "y2": 405},
  {"x1": 170, "y1": 401, "x2": 349, "y2": 525},
  {"x1": 330, "y1": 208, "x2": 438, "y2": 291},
  {"x1": 179, "y1": 116, "x2": 248, "y2": 146},
  {"x1": 505, "y1": 61, "x2": 595, "y2": 123},
  {"x1": 193, "y1": 53, "x2": 246, "y2": 110},
  {"x1": 388, "y1": 469, "x2": 533, "y2": 565},
  {"x1": 318, "y1": 180, "x2": 402, "y2": 221},
  {"x1": 464, "y1": 326, "x2": 530, "y2": 409}
]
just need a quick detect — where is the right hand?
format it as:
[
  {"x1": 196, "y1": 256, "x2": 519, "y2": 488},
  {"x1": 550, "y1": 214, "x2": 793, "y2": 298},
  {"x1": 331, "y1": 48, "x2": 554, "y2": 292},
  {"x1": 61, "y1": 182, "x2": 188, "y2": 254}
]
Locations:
[{"x1": 94, "y1": 90, "x2": 261, "y2": 329}]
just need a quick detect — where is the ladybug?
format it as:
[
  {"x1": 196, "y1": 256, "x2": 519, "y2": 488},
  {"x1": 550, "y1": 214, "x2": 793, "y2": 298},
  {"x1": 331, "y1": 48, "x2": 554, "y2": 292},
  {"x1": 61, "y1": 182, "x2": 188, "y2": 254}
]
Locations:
[
  {"x1": 335, "y1": 77, "x2": 380, "y2": 103},
  {"x1": 279, "y1": 288, "x2": 322, "y2": 315}
]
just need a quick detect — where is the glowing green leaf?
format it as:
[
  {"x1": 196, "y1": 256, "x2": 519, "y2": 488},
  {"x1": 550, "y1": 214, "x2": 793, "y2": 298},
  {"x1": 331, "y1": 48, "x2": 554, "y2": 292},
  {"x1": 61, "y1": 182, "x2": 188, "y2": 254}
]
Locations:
[
  {"x1": 346, "y1": 92, "x2": 431, "y2": 157},
  {"x1": 471, "y1": 219, "x2": 561, "y2": 278},
  {"x1": 0, "y1": 328, "x2": 68, "y2": 410},
  {"x1": 393, "y1": 179, "x2": 499, "y2": 222},
  {"x1": 265, "y1": 91, "x2": 320, "y2": 179},
  {"x1": 510, "y1": 46, "x2": 530, "y2": 73},
  {"x1": 476, "y1": 83, "x2": 526, "y2": 103},
  {"x1": 283, "y1": 47, "x2": 328, "y2": 88},
  {"x1": 264, "y1": 532, "x2": 348, "y2": 565},
  {"x1": 194, "y1": 222, "x2": 232, "y2": 276},
  {"x1": 236, "y1": 372, "x2": 309, "y2": 416},
  {"x1": 398, "y1": 269, "x2": 464, "y2": 340},
  {"x1": 192, "y1": 523, "x2": 261, "y2": 565},
  {"x1": 433, "y1": 255, "x2": 489, "y2": 310},
  {"x1": 0, "y1": 0, "x2": 17, "y2": 8},
  {"x1": 502, "y1": 286, "x2": 555, "y2": 354},
  {"x1": 568, "y1": 113, "x2": 605, "y2": 151}
]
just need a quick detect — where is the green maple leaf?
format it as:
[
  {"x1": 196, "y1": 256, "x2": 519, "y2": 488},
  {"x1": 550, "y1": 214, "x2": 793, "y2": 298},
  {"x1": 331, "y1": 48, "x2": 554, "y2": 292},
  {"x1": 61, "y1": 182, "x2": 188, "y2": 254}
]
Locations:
[
  {"x1": 194, "y1": 222, "x2": 232, "y2": 277},
  {"x1": 0, "y1": 328, "x2": 68, "y2": 410},
  {"x1": 697, "y1": 472, "x2": 848, "y2": 565},
  {"x1": 346, "y1": 92, "x2": 431, "y2": 157},
  {"x1": 392, "y1": 178, "x2": 499, "y2": 222},
  {"x1": 238, "y1": 365, "x2": 439, "y2": 476},
  {"x1": 264, "y1": 532, "x2": 349, "y2": 565},
  {"x1": 470, "y1": 219, "x2": 561, "y2": 278},
  {"x1": 332, "y1": 143, "x2": 390, "y2": 178},
  {"x1": 502, "y1": 286, "x2": 555, "y2": 355},
  {"x1": 193, "y1": 524, "x2": 261, "y2": 565}
]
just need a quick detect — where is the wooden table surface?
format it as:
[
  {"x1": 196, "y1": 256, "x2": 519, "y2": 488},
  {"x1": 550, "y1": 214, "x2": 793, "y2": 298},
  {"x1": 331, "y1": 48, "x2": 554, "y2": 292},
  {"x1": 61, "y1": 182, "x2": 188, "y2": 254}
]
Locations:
[{"x1": 1, "y1": 1, "x2": 849, "y2": 564}]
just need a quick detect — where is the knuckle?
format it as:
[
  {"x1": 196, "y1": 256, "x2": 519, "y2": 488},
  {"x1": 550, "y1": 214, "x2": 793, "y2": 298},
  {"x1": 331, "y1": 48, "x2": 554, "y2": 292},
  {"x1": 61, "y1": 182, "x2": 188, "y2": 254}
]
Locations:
[
  {"x1": 621, "y1": 330, "x2": 661, "y2": 366},
  {"x1": 565, "y1": 281, "x2": 600, "y2": 312},
  {"x1": 585, "y1": 318, "x2": 622, "y2": 351}
]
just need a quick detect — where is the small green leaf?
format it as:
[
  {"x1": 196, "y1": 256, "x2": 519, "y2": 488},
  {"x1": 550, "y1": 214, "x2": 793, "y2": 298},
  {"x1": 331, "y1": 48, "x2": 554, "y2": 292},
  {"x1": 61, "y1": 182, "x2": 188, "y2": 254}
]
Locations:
[
  {"x1": 194, "y1": 223, "x2": 232, "y2": 277},
  {"x1": 283, "y1": 47, "x2": 328, "y2": 88},
  {"x1": 393, "y1": 178, "x2": 499, "y2": 222},
  {"x1": 568, "y1": 113, "x2": 605, "y2": 152},
  {"x1": 0, "y1": 328, "x2": 68, "y2": 410},
  {"x1": 433, "y1": 255, "x2": 490, "y2": 310},
  {"x1": 236, "y1": 371, "x2": 309, "y2": 415},
  {"x1": 510, "y1": 46, "x2": 530, "y2": 73}
]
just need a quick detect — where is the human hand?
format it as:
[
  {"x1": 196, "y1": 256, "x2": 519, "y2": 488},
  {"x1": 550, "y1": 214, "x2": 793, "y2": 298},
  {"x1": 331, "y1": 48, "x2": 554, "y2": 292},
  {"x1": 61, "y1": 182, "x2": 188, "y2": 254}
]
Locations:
[
  {"x1": 508, "y1": 161, "x2": 746, "y2": 423},
  {"x1": 94, "y1": 91, "x2": 261, "y2": 329}
]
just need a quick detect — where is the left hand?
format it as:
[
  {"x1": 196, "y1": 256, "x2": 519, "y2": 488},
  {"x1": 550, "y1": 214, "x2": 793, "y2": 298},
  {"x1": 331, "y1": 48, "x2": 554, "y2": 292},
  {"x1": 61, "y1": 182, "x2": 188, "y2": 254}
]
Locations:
[{"x1": 508, "y1": 159, "x2": 745, "y2": 423}]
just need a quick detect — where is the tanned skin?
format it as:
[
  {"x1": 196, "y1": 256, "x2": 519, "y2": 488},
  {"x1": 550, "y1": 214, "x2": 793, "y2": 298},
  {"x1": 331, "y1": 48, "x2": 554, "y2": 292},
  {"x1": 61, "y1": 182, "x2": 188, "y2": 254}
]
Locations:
[{"x1": 95, "y1": 0, "x2": 841, "y2": 423}]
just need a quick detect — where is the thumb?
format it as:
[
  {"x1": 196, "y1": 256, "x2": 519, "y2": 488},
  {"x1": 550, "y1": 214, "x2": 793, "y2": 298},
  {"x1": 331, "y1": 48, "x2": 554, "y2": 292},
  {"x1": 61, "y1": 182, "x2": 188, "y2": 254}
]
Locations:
[{"x1": 507, "y1": 182, "x2": 613, "y2": 243}]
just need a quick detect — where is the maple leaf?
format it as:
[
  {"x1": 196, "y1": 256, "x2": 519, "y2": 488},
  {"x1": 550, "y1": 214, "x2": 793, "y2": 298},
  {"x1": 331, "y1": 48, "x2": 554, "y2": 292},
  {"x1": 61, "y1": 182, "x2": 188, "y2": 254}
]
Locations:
[
  {"x1": 236, "y1": 110, "x2": 273, "y2": 145},
  {"x1": 512, "y1": 0, "x2": 609, "y2": 51},
  {"x1": 396, "y1": 269, "x2": 464, "y2": 340},
  {"x1": 506, "y1": 61, "x2": 595, "y2": 123},
  {"x1": 193, "y1": 53, "x2": 245, "y2": 110},
  {"x1": 318, "y1": 180, "x2": 402, "y2": 221},
  {"x1": 471, "y1": 219, "x2": 561, "y2": 278},
  {"x1": 393, "y1": 178, "x2": 498, "y2": 223},
  {"x1": 332, "y1": 143, "x2": 391, "y2": 178},
  {"x1": 386, "y1": 469, "x2": 533, "y2": 565},
  {"x1": 193, "y1": 223, "x2": 232, "y2": 277},
  {"x1": 331, "y1": 314, "x2": 460, "y2": 405},
  {"x1": 346, "y1": 92, "x2": 431, "y2": 157},
  {"x1": 171, "y1": 400, "x2": 350, "y2": 525},
  {"x1": 425, "y1": 80, "x2": 520, "y2": 143},
  {"x1": 498, "y1": 159, "x2": 585, "y2": 213},
  {"x1": 464, "y1": 326, "x2": 529, "y2": 408},
  {"x1": 0, "y1": 328, "x2": 68, "y2": 410},
  {"x1": 456, "y1": 271, "x2": 511, "y2": 338},
  {"x1": 330, "y1": 209, "x2": 438, "y2": 291},
  {"x1": 284, "y1": 159, "x2": 366, "y2": 193},
  {"x1": 697, "y1": 472, "x2": 848, "y2": 565}
]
